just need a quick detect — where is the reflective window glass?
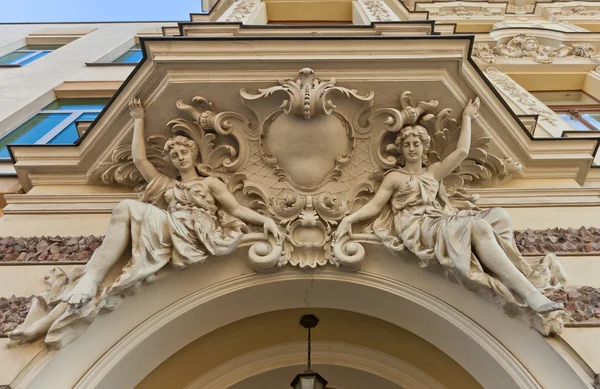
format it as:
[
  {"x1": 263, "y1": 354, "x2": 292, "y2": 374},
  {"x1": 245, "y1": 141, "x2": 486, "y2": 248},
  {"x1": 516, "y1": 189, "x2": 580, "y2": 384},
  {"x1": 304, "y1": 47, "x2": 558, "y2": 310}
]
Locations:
[
  {"x1": 558, "y1": 113, "x2": 593, "y2": 131},
  {"x1": 581, "y1": 113, "x2": 600, "y2": 130},
  {"x1": 0, "y1": 51, "x2": 30, "y2": 65},
  {"x1": 113, "y1": 44, "x2": 143, "y2": 63},
  {"x1": 0, "y1": 44, "x2": 63, "y2": 66},
  {"x1": 49, "y1": 113, "x2": 99, "y2": 145},
  {"x1": 18, "y1": 51, "x2": 51, "y2": 66},
  {"x1": 0, "y1": 113, "x2": 70, "y2": 158},
  {"x1": 43, "y1": 98, "x2": 110, "y2": 111},
  {"x1": 0, "y1": 99, "x2": 108, "y2": 159}
]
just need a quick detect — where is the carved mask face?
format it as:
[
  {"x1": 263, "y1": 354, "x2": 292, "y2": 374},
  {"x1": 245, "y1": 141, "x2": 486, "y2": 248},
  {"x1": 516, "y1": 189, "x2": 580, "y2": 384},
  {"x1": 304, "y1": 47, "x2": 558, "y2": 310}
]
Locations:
[
  {"x1": 169, "y1": 144, "x2": 196, "y2": 173},
  {"x1": 402, "y1": 134, "x2": 424, "y2": 165}
]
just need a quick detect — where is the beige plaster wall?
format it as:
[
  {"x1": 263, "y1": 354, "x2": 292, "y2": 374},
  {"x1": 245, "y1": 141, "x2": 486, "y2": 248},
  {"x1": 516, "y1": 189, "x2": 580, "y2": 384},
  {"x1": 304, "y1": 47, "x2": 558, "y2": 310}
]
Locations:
[{"x1": 0, "y1": 22, "x2": 173, "y2": 137}]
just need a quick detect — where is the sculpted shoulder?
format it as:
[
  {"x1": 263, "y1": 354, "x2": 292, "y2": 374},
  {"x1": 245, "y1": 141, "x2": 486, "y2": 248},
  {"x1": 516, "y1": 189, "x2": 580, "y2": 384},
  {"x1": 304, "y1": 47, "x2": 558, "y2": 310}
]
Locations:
[{"x1": 382, "y1": 170, "x2": 408, "y2": 191}]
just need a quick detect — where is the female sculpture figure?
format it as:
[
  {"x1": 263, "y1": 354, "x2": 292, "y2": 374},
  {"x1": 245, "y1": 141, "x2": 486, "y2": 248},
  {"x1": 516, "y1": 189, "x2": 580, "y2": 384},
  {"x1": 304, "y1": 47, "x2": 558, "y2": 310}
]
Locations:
[
  {"x1": 335, "y1": 98, "x2": 564, "y2": 314},
  {"x1": 9, "y1": 99, "x2": 283, "y2": 347}
]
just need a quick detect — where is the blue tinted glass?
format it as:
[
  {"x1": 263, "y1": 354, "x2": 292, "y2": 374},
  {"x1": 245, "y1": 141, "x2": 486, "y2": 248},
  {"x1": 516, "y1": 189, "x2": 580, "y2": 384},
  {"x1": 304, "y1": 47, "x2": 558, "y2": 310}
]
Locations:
[
  {"x1": 0, "y1": 51, "x2": 30, "y2": 65},
  {"x1": 48, "y1": 123, "x2": 78, "y2": 145},
  {"x1": 559, "y1": 113, "x2": 591, "y2": 131},
  {"x1": 19, "y1": 51, "x2": 51, "y2": 66},
  {"x1": 114, "y1": 49, "x2": 143, "y2": 63},
  {"x1": 20, "y1": 45, "x2": 63, "y2": 50},
  {"x1": 77, "y1": 113, "x2": 99, "y2": 121},
  {"x1": 43, "y1": 98, "x2": 109, "y2": 111},
  {"x1": 0, "y1": 113, "x2": 70, "y2": 158},
  {"x1": 48, "y1": 113, "x2": 98, "y2": 145},
  {"x1": 582, "y1": 113, "x2": 600, "y2": 131}
]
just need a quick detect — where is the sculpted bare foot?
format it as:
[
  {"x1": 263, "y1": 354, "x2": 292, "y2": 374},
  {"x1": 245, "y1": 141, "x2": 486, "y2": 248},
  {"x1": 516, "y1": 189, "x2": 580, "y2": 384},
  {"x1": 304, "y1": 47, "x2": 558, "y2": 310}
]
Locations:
[
  {"x1": 8, "y1": 321, "x2": 49, "y2": 342},
  {"x1": 526, "y1": 291, "x2": 564, "y2": 314},
  {"x1": 63, "y1": 273, "x2": 100, "y2": 306}
]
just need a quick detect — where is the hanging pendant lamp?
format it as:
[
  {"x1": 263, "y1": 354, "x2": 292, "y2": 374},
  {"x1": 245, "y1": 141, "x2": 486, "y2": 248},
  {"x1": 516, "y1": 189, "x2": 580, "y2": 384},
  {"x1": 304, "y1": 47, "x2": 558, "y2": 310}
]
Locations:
[{"x1": 290, "y1": 314, "x2": 328, "y2": 389}]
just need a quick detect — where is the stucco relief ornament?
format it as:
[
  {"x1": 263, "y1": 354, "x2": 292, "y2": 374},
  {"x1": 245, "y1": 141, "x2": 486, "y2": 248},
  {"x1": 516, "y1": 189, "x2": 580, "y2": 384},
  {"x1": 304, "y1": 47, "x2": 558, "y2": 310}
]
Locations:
[
  {"x1": 358, "y1": 0, "x2": 395, "y2": 21},
  {"x1": 473, "y1": 34, "x2": 600, "y2": 64},
  {"x1": 8, "y1": 99, "x2": 284, "y2": 348},
  {"x1": 225, "y1": 0, "x2": 259, "y2": 22},
  {"x1": 332, "y1": 95, "x2": 566, "y2": 336},
  {"x1": 237, "y1": 68, "x2": 375, "y2": 268}
]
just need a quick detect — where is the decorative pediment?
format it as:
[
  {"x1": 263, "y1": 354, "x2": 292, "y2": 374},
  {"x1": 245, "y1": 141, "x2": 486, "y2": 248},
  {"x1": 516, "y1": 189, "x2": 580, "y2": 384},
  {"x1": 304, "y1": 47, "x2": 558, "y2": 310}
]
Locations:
[
  {"x1": 82, "y1": 66, "x2": 526, "y2": 269},
  {"x1": 5, "y1": 29, "x2": 598, "y2": 350}
]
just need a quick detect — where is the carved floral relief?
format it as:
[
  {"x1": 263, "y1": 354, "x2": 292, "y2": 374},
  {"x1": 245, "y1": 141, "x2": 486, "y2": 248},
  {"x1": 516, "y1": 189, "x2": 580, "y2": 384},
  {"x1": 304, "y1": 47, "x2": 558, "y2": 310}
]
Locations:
[
  {"x1": 430, "y1": 5, "x2": 502, "y2": 18},
  {"x1": 473, "y1": 34, "x2": 600, "y2": 64}
]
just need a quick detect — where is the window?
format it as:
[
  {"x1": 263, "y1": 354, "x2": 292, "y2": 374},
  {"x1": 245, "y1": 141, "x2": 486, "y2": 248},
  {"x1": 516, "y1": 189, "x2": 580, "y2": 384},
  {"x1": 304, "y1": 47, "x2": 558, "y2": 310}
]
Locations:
[
  {"x1": 532, "y1": 91, "x2": 600, "y2": 131},
  {"x1": 0, "y1": 44, "x2": 63, "y2": 66},
  {"x1": 112, "y1": 44, "x2": 142, "y2": 64},
  {"x1": 0, "y1": 98, "x2": 109, "y2": 159}
]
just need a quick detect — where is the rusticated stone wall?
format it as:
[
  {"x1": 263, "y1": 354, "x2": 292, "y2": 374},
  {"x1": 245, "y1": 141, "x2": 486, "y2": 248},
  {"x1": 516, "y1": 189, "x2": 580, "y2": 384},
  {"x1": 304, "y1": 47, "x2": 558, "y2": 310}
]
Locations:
[
  {"x1": 514, "y1": 227, "x2": 600, "y2": 255},
  {"x1": 550, "y1": 286, "x2": 600, "y2": 323},
  {"x1": 0, "y1": 236, "x2": 103, "y2": 263},
  {"x1": 0, "y1": 296, "x2": 31, "y2": 336}
]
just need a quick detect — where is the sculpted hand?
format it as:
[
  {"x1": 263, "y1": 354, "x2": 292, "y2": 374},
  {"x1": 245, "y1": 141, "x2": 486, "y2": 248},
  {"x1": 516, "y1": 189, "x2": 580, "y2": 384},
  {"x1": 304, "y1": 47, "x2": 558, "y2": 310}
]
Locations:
[
  {"x1": 263, "y1": 218, "x2": 284, "y2": 245},
  {"x1": 334, "y1": 216, "x2": 353, "y2": 241},
  {"x1": 463, "y1": 97, "x2": 480, "y2": 119},
  {"x1": 129, "y1": 98, "x2": 145, "y2": 120}
]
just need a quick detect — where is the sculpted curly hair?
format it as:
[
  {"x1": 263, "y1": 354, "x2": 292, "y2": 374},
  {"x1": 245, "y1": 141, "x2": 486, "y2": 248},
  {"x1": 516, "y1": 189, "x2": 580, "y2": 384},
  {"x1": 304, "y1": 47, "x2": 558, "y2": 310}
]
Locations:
[
  {"x1": 162, "y1": 135, "x2": 199, "y2": 164},
  {"x1": 395, "y1": 125, "x2": 431, "y2": 167}
]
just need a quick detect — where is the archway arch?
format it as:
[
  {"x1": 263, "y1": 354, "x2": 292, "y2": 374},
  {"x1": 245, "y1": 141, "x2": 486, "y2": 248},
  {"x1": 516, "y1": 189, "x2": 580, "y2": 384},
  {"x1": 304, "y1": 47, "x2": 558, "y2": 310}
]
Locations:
[{"x1": 17, "y1": 248, "x2": 587, "y2": 389}]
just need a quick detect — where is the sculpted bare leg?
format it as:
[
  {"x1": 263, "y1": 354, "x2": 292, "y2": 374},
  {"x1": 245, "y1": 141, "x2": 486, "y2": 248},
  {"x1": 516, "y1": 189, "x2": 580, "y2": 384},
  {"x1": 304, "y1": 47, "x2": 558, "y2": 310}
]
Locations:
[
  {"x1": 63, "y1": 200, "x2": 136, "y2": 306},
  {"x1": 470, "y1": 219, "x2": 563, "y2": 314}
]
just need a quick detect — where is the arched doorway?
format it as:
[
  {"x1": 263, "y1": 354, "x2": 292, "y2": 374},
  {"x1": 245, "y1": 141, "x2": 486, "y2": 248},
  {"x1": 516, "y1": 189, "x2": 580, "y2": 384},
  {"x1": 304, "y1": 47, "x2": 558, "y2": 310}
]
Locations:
[{"x1": 17, "y1": 249, "x2": 587, "y2": 389}]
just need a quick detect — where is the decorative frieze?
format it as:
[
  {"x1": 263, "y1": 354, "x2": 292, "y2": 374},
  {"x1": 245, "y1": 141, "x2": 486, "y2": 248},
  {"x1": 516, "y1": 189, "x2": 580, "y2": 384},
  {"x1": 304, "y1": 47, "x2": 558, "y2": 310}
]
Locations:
[
  {"x1": 431, "y1": 5, "x2": 501, "y2": 18},
  {"x1": 0, "y1": 296, "x2": 31, "y2": 336},
  {"x1": 558, "y1": 21, "x2": 589, "y2": 32},
  {"x1": 549, "y1": 286, "x2": 600, "y2": 323},
  {"x1": 223, "y1": 0, "x2": 259, "y2": 23},
  {"x1": 358, "y1": 0, "x2": 399, "y2": 22},
  {"x1": 0, "y1": 236, "x2": 102, "y2": 263},
  {"x1": 483, "y1": 67, "x2": 559, "y2": 125},
  {"x1": 551, "y1": 5, "x2": 599, "y2": 17},
  {"x1": 514, "y1": 227, "x2": 600, "y2": 255},
  {"x1": 473, "y1": 34, "x2": 600, "y2": 64}
]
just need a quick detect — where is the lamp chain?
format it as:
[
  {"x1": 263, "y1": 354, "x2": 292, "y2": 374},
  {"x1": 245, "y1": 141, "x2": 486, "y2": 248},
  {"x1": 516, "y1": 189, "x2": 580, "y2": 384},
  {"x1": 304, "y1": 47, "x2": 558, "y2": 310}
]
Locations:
[{"x1": 307, "y1": 327, "x2": 312, "y2": 369}]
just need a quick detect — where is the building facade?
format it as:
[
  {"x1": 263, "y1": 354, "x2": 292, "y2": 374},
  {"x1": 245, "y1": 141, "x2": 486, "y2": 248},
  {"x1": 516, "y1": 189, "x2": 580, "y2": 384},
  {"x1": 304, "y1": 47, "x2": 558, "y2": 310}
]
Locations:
[{"x1": 0, "y1": 1, "x2": 600, "y2": 388}]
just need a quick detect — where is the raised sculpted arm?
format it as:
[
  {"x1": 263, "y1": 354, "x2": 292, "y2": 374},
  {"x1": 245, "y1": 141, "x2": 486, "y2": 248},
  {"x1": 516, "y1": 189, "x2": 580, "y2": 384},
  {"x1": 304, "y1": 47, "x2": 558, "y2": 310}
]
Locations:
[
  {"x1": 432, "y1": 97, "x2": 480, "y2": 181},
  {"x1": 130, "y1": 99, "x2": 161, "y2": 183},
  {"x1": 335, "y1": 173, "x2": 397, "y2": 240}
]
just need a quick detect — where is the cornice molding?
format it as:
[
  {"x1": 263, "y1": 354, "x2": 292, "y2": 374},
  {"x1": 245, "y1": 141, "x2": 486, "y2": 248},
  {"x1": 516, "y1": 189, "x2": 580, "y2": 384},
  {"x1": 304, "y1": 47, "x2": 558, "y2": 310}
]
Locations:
[{"x1": 7, "y1": 37, "x2": 598, "y2": 191}]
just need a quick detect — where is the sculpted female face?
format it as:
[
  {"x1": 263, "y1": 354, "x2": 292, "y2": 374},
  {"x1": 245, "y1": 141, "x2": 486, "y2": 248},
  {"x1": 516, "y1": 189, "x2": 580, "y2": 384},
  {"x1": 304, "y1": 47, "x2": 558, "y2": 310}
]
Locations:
[
  {"x1": 402, "y1": 134, "x2": 424, "y2": 165},
  {"x1": 169, "y1": 144, "x2": 196, "y2": 173}
]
